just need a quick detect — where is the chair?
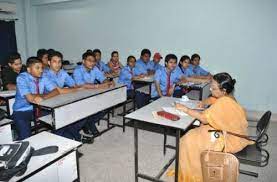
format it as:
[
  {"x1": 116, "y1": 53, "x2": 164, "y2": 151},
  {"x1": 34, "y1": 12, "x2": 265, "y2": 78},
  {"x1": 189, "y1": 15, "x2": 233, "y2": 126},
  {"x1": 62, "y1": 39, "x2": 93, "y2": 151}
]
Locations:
[{"x1": 236, "y1": 111, "x2": 271, "y2": 177}]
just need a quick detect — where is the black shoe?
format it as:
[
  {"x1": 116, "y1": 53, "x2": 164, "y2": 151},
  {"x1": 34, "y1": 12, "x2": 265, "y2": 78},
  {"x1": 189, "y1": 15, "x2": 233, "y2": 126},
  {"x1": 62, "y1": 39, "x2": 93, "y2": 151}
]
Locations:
[
  {"x1": 82, "y1": 127, "x2": 94, "y2": 136},
  {"x1": 80, "y1": 134, "x2": 94, "y2": 144}
]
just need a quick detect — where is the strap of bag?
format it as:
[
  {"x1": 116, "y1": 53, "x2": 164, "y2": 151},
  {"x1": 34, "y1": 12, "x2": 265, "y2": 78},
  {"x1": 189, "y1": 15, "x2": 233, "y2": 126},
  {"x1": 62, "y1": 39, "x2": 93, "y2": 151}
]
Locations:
[
  {"x1": 208, "y1": 129, "x2": 255, "y2": 142},
  {"x1": 33, "y1": 146, "x2": 59, "y2": 156}
]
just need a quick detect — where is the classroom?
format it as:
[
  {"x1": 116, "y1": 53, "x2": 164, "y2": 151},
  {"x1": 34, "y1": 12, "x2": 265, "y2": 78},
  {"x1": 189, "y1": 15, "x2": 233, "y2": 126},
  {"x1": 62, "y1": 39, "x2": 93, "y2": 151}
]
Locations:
[{"x1": 0, "y1": 0, "x2": 276, "y2": 182}]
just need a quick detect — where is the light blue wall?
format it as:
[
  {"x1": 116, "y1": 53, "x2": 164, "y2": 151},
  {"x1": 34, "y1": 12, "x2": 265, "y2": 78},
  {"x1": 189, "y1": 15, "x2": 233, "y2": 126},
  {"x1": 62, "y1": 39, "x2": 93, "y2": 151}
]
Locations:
[{"x1": 2, "y1": 0, "x2": 277, "y2": 112}]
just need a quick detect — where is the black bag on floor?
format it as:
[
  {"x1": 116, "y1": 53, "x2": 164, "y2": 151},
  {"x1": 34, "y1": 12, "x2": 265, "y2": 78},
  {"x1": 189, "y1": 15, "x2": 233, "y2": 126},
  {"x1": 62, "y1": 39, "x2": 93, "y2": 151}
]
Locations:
[{"x1": 0, "y1": 141, "x2": 58, "y2": 181}]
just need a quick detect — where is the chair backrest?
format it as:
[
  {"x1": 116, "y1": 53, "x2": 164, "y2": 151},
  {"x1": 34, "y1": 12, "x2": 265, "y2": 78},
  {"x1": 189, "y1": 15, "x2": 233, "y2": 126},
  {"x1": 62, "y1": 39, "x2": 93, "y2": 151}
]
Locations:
[{"x1": 256, "y1": 111, "x2": 271, "y2": 142}]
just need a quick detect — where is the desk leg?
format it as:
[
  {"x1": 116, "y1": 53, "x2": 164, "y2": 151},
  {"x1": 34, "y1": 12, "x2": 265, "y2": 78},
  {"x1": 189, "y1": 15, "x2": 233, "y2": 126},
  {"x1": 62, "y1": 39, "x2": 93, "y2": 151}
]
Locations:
[
  {"x1": 175, "y1": 129, "x2": 180, "y2": 182},
  {"x1": 199, "y1": 88, "x2": 203, "y2": 101},
  {"x1": 134, "y1": 120, "x2": 138, "y2": 182},
  {"x1": 76, "y1": 149, "x2": 80, "y2": 182}
]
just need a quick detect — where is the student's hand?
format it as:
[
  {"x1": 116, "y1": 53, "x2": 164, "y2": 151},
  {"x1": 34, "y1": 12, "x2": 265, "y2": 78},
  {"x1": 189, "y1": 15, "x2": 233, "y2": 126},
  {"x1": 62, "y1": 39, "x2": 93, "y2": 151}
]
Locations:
[
  {"x1": 197, "y1": 101, "x2": 205, "y2": 109},
  {"x1": 33, "y1": 96, "x2": 44, "y2": 104},
  {"x1": 175, "y1": 103, "x2": 188, "y2": 113},
  {"x1": 0, "y1": 99, "x2": 6, "y2": 106},
  {"x1": 147, "y1": 70, "x2": 155, "y2": 75},
  {"x1": 109, "y1": 81, "x2": 115, "y2": 87},
  {"x1": 167, "y1": 86, "x2": 175, "y2": 96}
]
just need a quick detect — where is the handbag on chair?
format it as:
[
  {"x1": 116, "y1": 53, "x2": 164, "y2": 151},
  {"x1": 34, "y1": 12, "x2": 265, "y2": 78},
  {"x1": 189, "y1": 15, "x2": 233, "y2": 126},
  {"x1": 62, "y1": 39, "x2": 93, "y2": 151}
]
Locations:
[{"x1": 200, "y1": 131, "x2": 240, "y2": 182}]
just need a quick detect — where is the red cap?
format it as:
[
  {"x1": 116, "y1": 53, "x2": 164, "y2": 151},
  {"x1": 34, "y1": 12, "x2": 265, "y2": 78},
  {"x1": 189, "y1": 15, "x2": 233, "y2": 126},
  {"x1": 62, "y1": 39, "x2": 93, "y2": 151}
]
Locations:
[{"x1": 153, "y1": 52, "x2": 163, "y2": 59}]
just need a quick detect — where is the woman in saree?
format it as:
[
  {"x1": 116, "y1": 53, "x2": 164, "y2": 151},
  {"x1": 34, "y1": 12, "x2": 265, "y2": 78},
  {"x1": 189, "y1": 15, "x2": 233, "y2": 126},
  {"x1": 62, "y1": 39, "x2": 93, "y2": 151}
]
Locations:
[{"x1": 174, "y1": 72, "x2": 253, "y2": 182}]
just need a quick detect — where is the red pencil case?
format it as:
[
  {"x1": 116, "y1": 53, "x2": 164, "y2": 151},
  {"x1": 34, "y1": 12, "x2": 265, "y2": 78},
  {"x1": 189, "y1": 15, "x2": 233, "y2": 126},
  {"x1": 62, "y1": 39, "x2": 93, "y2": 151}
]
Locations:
[{"x1": 157, "y1": 111, "x2": 180, "y2": 121}]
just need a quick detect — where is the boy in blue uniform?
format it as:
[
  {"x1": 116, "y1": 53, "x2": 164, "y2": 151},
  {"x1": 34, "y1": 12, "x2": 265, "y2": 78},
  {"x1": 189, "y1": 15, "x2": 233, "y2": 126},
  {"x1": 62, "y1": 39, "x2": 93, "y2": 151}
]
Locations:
[
  {"x1": 37, "y1": 49, "x2": 49, "y2": 71},
  {"x1": 151, "y1": 54, "x2": 181, "y2": 99},
  {"x1": 189, "y1": 53, "x2": 212, "y2": 79},
  {"x1": 135, "y1": 49, "x2": 153, "y2": 75},
  {"x1": 43, "y1": 51, "x2": 93, "y2": 142},
  {"x1": 118, "y1": 56, "x2": 149, "y2": 108},
  {"x1": 73, "y1": 51, "x2": 114, "y2": 136},
  {"x1": 149, "y1": 52, "x2": 163, "y2": 72},
  {"x1": 92, "y1": 49, "x2": 111, "y2": 73},
  {"x1": 12, "y1": 57, "x2": 60, "y2": 140}
]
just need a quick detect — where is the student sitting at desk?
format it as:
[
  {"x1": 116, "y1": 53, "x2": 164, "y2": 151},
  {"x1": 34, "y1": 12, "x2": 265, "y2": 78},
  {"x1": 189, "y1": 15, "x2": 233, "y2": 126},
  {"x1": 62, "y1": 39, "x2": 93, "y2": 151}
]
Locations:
[
  {"x1": 151, "y1": 54, "x2": 181, "y2": 99},
  {"x1": 37, "y1": 49, "x2": 49, "y2": 71},
  {"x1": 174, "y1": 55, "x2": 209, "y2": 97},
  {"x1": 135, "y1": 49, "x2": 154, "y2": 76},
  {"x1": 173, "y1": 72, "x2": 253, "y2": 182},
  {"x1": 73, "y1": 51, "x2": 114, "y2": 136},
  {"x1": 107, "y1": 51, "x2": 123, "y2": 75},
  {"x1": 189, "y1": 53, "x2": 212, "y2": 79},
  {"x1": 92, "y1": 49, "x2": 111, "y2": 74},
  {"x1": 118, "y1": 55, "x2": 149, "y2": 109},
  {"x1": 149, "y1": 52, "x2": 163, "y2": 72},
  {"x1": 43, "y1": 51, "x2": 93, "y2": 142},
  {"x1": 12, "y1": 57, "x2": 61, "y2": 140},
  {"x1": 2, "y1": 52, "x2": 25, "y2": 91}
]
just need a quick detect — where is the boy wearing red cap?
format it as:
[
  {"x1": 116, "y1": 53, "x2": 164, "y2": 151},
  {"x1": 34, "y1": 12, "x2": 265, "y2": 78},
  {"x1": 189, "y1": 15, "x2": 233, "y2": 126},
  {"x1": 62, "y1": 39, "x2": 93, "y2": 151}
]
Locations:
[{"x1": 149, "y1": 52, "x2": 163, "y2": 72}]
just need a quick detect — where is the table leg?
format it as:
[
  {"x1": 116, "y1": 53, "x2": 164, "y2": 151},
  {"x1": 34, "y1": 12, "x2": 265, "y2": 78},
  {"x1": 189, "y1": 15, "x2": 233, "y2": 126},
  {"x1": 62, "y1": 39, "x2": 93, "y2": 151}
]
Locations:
[
  {"x1": 175, "y1": 129, "x2": 180, "y2": 182},
  {"x1": 134, "y1": 120, "x2": 138, "y2": 182}
]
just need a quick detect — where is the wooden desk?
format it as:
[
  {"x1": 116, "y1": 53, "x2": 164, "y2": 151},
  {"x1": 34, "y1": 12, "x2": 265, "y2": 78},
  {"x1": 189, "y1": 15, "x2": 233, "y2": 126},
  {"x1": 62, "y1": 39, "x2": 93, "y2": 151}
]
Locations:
[
  {"x1": 10, "y1": 131, "x2": 82, "y2": 182},
  {"x1": 38, "y1": 84, "x2": 127, "y2": 130},
  {"x1": 125, "y1": 97, "x2": 196, "y2": 182},
  {"x1": 0, "y1": 90, "x2": 16, "y2": 117}
]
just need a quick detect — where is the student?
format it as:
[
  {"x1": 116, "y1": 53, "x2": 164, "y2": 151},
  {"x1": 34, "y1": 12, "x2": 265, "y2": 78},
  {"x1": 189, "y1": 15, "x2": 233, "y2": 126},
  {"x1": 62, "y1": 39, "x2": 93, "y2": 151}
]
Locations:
[
  {"x1": 149, "y1": 52, "x2": 163, "y2": 71},
  {"x1": 107, "y1": 51, "x2": 123, "y2": 74},
  {"x1": 37, "y1": 49, "x2": 49, "y2": 70},
  {"x1": 92, "y1": 49, "x2": 111, "y2": 73},
  {"x1": 189, "y1": 53, "x2": 212, "y2": 79},
  {"x1": 43, "y1": 51, "x2": 93, "y2": 142},
  {"x1": 12, "y1": 57, "x2": 60, "y2": 140},
  {"x1": 2, "y1": 52, "x2": 25, "y2": 90},
  {"x1": 135, "y1": 49, "x2": 153, "y2": 75},
  {"x1": 118, "y1": 56, "x2": 149, "y2": 108},
  {"x1": 73, "y1": 51, "x2": 114, "y2": 136},
  {"x1": 151, "y1": 54, "x2": 181, "y2": 99}
]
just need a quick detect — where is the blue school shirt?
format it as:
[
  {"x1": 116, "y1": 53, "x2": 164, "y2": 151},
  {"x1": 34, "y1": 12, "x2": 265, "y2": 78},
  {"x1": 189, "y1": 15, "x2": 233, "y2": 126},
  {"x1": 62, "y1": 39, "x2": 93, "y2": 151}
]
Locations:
[
  {"x1": 73, "y1": 65, "x2": 106, "y2": 85},
  {"x1": 175, "y1": 66, "x2": 194, "y2": 78},
  {"x1": 151, "y1": 67, "x2": 181, "y2": 98},
  {"x1": 135, "y1": 59, "x2": 152, "y2": 75},
  {"x1": 96, "y1": 60, "x2": 111, "y2": 73},
  {"x1": 188, "y1": 64, "x2": 209, "y2": 76},
  {"x1": 149, "y1": 60, "x2": 163, "y2": 71},
  {"x1": 43, "y1": 69, "x2": 75, "y2": 90},
  {"x1": 13, "y1": 72, "x2": 56, "y2": 111},
  {"x1": 118, "y1": 66, "x2": 140, "y2": 90}
]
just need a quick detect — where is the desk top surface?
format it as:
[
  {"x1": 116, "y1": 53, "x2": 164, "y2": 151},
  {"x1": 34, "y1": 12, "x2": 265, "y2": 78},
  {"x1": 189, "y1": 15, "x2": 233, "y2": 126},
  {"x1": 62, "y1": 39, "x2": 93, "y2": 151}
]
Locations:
[
  {"x1": 0, "y1": 118, "x2": 13, "y2": 127},
  {"x1": 0, "y1": 90, "x2": 16, "y2": 98},
  {"x1": 132, "y1": 75, "x2": 154, "y2": 83},
  {"x1": 11, "y1": 131, "x2": 81, "y2": 181},
  {"x1": 125, "y1": 97, "x2": 196, "y2": 130},
  {"x1": 178, "y1": 81, "x2": 210, "y2": 88},
  {"x1": 39, "y1": 84, "x2": 126, "y2": 108}
]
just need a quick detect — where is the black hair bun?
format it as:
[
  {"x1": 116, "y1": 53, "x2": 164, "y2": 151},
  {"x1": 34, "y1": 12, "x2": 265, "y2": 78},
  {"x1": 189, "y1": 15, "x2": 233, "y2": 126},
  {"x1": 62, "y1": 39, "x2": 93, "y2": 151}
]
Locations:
[{"x1": 231, "y1": 79, "x2": 236, "y2": 86}]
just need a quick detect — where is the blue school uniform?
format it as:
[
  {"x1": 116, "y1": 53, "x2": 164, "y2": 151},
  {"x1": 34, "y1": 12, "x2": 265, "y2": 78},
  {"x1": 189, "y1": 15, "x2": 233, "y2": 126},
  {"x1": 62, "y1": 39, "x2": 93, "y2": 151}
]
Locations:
[
  {"x1": 96, "y1": 60, "x2": 111, "y2": 73},
  {"x1": 73, "y1": 65, "x2": 106, "y2": 85},
  {"x1": 188, "y1": 64, "x2": 209, "y2": 76},
  {"x1": 73, "y1": 64, "x2": 107, "y2": 133},
  {"x1": 43, "y1": 69, "x2": 85, "y2": 141},
  {"x1": 149, "y1": 60, "x2": 163, "y2": 71},
  {"x1": 151, "y1": 67, "x2": 181, "y2": 98},
  {"x1": 43, "y1": 69, "x2": 75, "y2": 89},
  {"x1": 135, "y1": 59, "x2": 152, "y2": 75},
  {"x1": 13, "y1": 72, "x2": 56, "y2": 140},
  {"x1": 118, "y1": 66, "x2": 148, "y2": 108}
]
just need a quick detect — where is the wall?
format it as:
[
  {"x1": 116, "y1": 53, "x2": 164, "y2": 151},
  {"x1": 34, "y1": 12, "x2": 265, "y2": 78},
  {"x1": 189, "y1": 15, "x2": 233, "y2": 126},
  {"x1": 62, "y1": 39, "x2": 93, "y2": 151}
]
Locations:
[{"x1": 3, "y1": 0, "x2": 277, "y2": 112}]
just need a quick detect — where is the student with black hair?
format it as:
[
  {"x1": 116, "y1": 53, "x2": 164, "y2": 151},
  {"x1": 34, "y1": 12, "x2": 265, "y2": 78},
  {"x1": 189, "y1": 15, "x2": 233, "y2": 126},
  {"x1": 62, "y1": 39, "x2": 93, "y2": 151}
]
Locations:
[
  {"x1": 118, "y1": 56, "x2": 149, "y2": 108},
  {"x1": 2, "y1": 52, "x2": 25, "y2": 90},
  {"x1": 135, "y1": 49, "x2": 153, "y2": 75},
  {"x1": 12, "y1": 57, "x2": 61, "y2": 140},
  {"x1": 151, "y1": 54, "x2": 181, "y2": 99},
  {"x1": 107, "y1": 51, "x2": 123, "y2": 74},
  {"x1": 189, "y1": 53, "x2": 212, "y2": 79},
  {"x1": 37, "y1": 49, "x2": 49, "y2": 70},
  {"x1": 92, "y1": 49, "x2": 111, "y2": 73},
  {"x1": 73, "y1": 51, "x2": 114, "y2": 136}
]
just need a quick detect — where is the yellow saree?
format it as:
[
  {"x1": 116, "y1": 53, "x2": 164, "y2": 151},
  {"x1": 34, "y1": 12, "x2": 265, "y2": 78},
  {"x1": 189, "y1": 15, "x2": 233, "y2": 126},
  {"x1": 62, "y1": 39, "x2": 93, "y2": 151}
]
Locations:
[{"x1": 178, "y1": 96, "x2": 253, "y2": 182}]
